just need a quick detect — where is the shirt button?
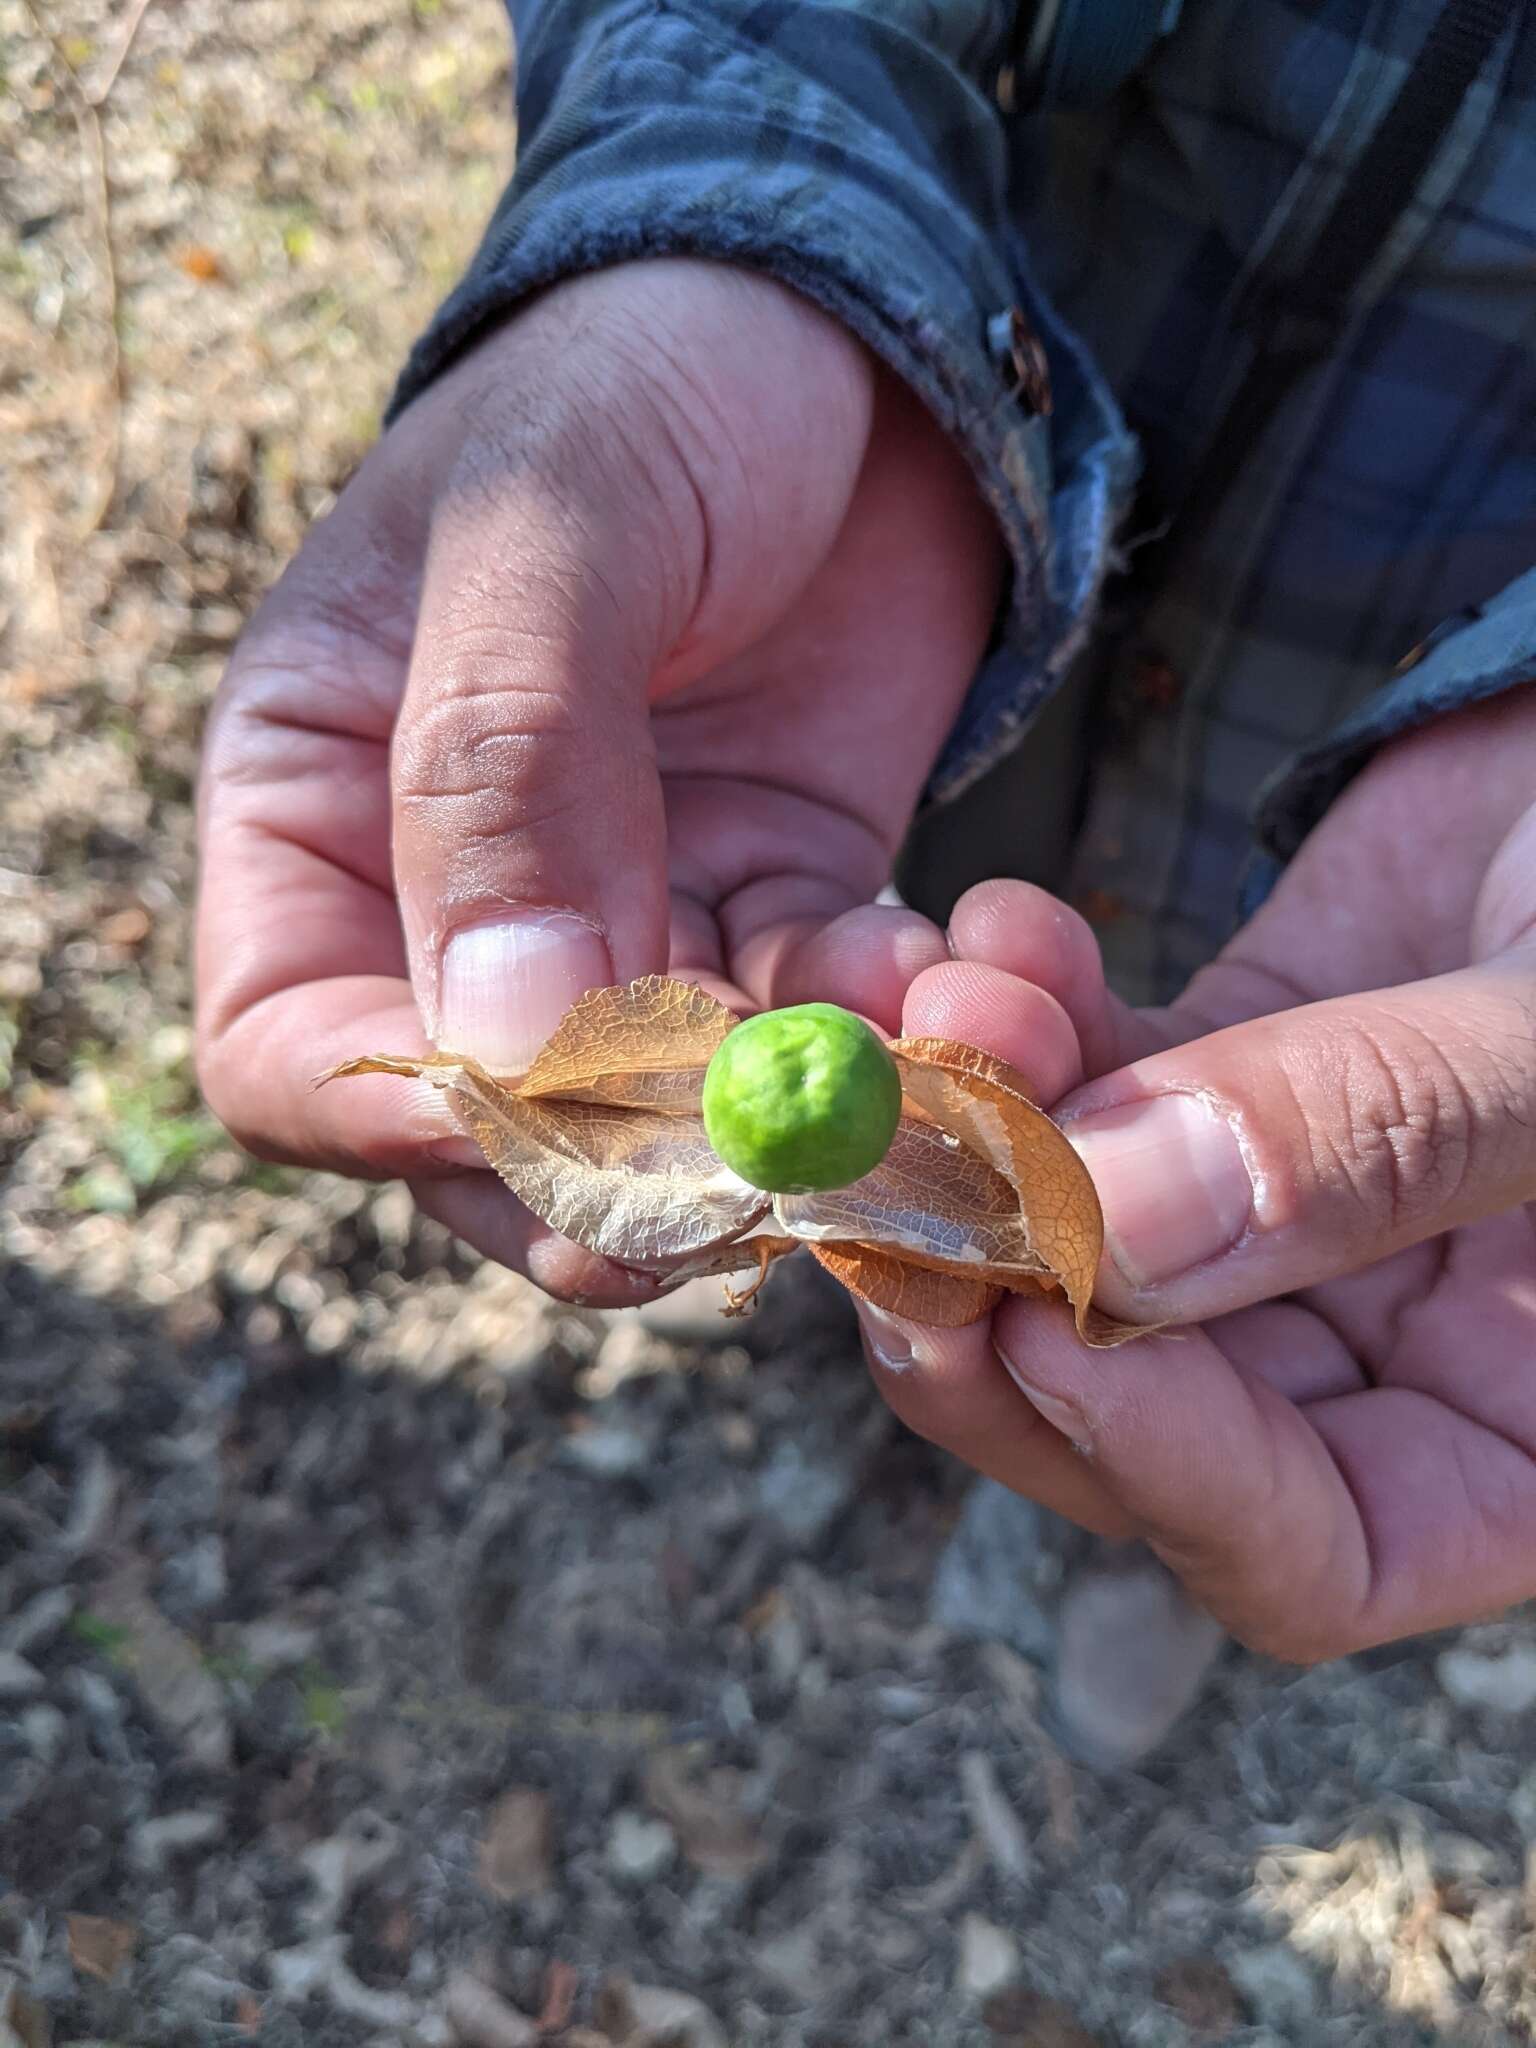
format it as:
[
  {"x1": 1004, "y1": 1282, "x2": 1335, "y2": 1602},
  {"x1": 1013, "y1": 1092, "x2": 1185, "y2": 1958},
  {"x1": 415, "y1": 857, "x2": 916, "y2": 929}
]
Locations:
[{"x1": 986, "y1": 306, "x2": 1053, "y2": 418}]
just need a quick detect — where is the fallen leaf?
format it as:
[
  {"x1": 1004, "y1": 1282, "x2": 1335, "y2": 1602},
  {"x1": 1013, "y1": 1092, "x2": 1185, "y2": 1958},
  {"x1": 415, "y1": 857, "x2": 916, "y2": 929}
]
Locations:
[
  {"x1": 740, "y1": 1585, "x2": 785, "y2": 1635},
  {"x1": 981, "y1": 1986, "x2": 1104, "y2": 2046},
  {"x1": 380, "y1": 1902, "x2": 414, "y2": 1954},
  {"x1": 595, "y1": 1975, "x2": 726, "y2": 2048},
  {"x1": 1152, "y1": 1956, "x2": 1245, "y2": 2040},
  {"x1": 91, "y1": 1565, "x2": 232, "y2": 1768},
  {"x1": 326, "y1": 977, "x2": 1145, "y2": 1342},
  {"x1": 67, "y1": 1912, "x2": 137, "y2": 1984},
  {"x1": 0, "y1": 1973, "x2": 51, "y2": 2048},
  {"x1": 959, "y1": 1750, "x2": 1033, "y2": 1884},
  {"x1": 536, "y1": 1959, "x2": 578, "y2": 2032},
  {"x1": 443, "y1": 1970, "x2": 538, "y2": 2048},
  {"x1": 477, "y1": 1787, "x2": 554, "y2": 1902},
  {"x1": 641, "y1": 1749, "x2": 767, "y2": 1878},
  {"x1": 98, "y1": 903, "x2": 150, "y2": 947},
  {"x1": 177, "y1": 244, "x2": 225, "y2": 282}
]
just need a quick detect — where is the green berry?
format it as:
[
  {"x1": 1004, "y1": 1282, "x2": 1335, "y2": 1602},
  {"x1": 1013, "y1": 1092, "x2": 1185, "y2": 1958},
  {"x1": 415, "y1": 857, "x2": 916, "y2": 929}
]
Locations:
[{"x1": 701, "y1": 1003, "x2": 903, "y2": 1194}]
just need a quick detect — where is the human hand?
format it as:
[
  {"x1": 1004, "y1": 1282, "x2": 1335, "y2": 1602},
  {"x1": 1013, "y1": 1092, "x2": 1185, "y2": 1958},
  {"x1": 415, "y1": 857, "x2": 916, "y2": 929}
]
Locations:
[
  {"x1": 858, "y1": 689, "x2": 1536, "y2": 1658},
  {"x1": 196, "y1": 261, "x2": 1000, "y2": 1301}
]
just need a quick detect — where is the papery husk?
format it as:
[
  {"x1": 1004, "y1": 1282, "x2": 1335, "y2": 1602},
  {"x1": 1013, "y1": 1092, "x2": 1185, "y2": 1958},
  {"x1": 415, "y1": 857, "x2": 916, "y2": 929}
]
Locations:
[
  {"x1": 807, "y1": 1241, "x2": 1005, "y2": 1328},
  {"x1": 323, "y1": 977, "x2": 1146, "y2": 1342},
  {"x1": 329, "y1": 1043, "x2": 769, "y2": 1266},
  {"x1": 518, "y1": 976, "x2": 733, "y2": 1108}
]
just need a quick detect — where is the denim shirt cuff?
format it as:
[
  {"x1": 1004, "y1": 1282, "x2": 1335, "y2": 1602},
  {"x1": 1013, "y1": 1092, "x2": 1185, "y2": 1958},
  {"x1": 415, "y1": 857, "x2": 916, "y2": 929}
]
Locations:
[{"x1": 1239, "y1": 564, "x2": 1536, "y2": 915}]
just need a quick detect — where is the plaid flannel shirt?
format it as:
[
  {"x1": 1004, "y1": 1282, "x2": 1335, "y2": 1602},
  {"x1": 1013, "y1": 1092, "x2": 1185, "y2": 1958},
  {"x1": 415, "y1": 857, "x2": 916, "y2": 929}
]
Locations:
[{"x1": 394, "y1": 0, "x2": 1536, "y2": 1004}]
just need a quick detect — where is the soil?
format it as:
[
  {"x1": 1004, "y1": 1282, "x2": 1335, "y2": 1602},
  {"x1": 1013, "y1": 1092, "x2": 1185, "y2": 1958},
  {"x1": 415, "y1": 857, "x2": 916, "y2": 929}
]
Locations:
[{"x1": 6, "y1": 1, "x2": 1536, "y2": 2042}]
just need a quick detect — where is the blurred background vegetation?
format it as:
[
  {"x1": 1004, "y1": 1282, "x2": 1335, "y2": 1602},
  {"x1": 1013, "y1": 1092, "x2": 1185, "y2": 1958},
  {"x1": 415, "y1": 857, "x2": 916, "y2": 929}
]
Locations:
[
  {"x1": 8, "y1": 7, "x2": 1536, "y2": 2045},
  {"x1": 2, "y1": 0, "x2": 507, "y2": 1233}
]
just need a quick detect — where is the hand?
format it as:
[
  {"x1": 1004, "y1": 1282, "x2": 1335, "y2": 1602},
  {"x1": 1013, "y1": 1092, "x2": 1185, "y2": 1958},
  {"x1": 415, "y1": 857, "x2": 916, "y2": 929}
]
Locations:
[
  {"x1": 196, "y1": 261, "x2": 1000, "y2": 1300},
  {"x1": 858, "y1": 690, "x2": 1536, "y2": 1659}
]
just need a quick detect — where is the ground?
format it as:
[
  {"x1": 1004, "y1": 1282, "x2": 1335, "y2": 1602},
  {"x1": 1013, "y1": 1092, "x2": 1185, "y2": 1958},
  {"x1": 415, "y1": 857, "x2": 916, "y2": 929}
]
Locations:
[{"x1": 4, "y1": 1, "x2": 1536, "y2": 2043}]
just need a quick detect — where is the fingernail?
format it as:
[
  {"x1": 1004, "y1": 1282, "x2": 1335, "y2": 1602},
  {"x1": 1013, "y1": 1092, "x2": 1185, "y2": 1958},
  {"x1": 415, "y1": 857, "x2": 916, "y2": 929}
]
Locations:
[
  {"x1": 426, "y1": 1136, "x2": 491, "y2": 1171},
  {"x1": 856, "y1": 1303, "x2": 929, "y2": 1375},
  {"x1": 1067, "y1": 1092, "x2": 1253, "y2": 1289},
  {"x1": 439, "y1": 911, "x2": 612, "y2": 1073}
]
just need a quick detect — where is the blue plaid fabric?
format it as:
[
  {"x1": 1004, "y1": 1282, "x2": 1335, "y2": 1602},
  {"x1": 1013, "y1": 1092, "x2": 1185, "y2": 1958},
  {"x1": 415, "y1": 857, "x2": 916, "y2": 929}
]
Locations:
[{"x1": 395, "y1": 0, "x2": 1536, "y2": 1005}]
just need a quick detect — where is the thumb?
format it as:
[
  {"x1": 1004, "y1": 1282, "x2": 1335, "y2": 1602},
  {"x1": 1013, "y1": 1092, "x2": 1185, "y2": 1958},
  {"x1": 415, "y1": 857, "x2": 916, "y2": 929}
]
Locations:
[
  {"x1": 1061, "y1": 948, "x2": 1536, "y2": 1323},
  {"x1": 393, "y1": 418, "x2": 679, "y2": 1069},
  {"x1": 389, "y1": 264, "x2": 873, "y2": 1070}
]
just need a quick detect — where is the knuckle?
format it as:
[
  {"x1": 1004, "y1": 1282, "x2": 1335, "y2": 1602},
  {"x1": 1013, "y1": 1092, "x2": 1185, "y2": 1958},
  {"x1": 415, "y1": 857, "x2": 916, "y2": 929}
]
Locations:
[
  {"x1": 1154, "y1": 1519, "x2": 1367, "y2": 1668},
  {"x1": 392, "y1": 677, "x2": 593, "y2": 819},
  {"x1": 864, "y1": 1331, "x2": 1012, "y2": 1460},
  {"x1": 413, "y1": 610, "x2": 583, "y2": 714},
  {"x1": 210, "y1": 589, "x2": 411, "y2": 772},
  {"x1": 273, "y1": 536, "x2": 418, "y2": 670},
  {"x1": 1323, "y1": 1018, "x2": 1478, "y2": 1234},
  {"x1": 1154, "y1": 1540, "x2": 1346, "y2": 1664}
]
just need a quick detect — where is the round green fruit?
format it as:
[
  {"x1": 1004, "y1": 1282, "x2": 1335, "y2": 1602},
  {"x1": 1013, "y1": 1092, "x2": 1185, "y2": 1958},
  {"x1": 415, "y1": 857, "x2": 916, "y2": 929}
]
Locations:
[{"x1": 702, "y1": 1002, "x2": 903, "y2": 1194}]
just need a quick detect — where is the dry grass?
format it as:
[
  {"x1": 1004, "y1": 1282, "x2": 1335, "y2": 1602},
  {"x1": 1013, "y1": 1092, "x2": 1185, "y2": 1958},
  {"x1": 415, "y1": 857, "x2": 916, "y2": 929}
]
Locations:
[
  {"x1": 7, "y1": 7, "x2": 1536, "y2": 2045},
  {"x1": 1, "y1": 0, "x2": 508, "y2": 1212}
]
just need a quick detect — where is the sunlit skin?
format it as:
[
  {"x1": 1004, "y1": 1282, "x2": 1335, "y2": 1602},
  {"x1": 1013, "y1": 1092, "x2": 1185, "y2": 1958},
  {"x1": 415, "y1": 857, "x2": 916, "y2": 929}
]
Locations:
[
  {"x1": 196, "y1": 261, "x2": 998, "y2": 1302},
  {"x1": 198, "y1": 257, "x2": 1536, "y2": 1662},
  {"x1": 871, "y1": 691, "x2": 1536, "y2": 1663}
]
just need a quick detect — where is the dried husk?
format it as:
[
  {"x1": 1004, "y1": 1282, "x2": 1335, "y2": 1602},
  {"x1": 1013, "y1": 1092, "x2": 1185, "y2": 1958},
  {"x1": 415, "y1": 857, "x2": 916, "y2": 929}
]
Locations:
[{"x1": 323, "y1": 976, "x2": 1142, "y2": 1340}]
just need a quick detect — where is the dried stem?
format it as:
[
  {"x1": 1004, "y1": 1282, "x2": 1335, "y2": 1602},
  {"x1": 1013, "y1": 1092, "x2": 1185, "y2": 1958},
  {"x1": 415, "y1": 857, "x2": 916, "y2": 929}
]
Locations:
[
  {"x1": 21, "y1": 0, "x2": 137, "y2": 536},
  {"x1": 722, "y1": 1237, "x2": 776, "y2": 1317},
  {"x1": 89, "y1": 0, "x2": 156, "y2": 107}
]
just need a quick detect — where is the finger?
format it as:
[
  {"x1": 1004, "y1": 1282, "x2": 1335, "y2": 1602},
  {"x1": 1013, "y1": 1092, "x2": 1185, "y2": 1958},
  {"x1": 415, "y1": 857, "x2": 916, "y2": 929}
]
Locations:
[
  {"x1": 771, "y1": 904, "x2": 950, "y2": 1034},
  {"x1": 663, "y1": 776, "x2": 893, "y2": 1009},
  {"x1": 899, "y1": 961, "x2": 1083, "y2": 1104},
  {"x1": 390, "y1": 416, "x2": 683, "y2": 1073},
  {"x1": 853, "y1": 1304, "x2": 1138, "y2": 1540},
  {"x1": 946, "y1": 880, "x2": 1160, "y2": 1071},
  {"x1": 1199, "y1": 1301, "x2": 1367, "y2": 1405},
  {"x1": 1057, "y1": 948, "x2": 1536, "y2": 1323},
  {"x1": 662, "y1": 359, "x2": 1001, "y2": 1028},
  {"x1": 996, "y1": 1267, "x2": 1536, "y2": 1656},
  {"x1": 991, "y1": 1296, "x2": 1372, "y2": 1660},
  {"x1": 1300, "y1": 1208, "x2": 1536, "y2": 1641},
  {"x1": 409, "y1": 1175, "x2": 667, "y2": 1308},
  {"x1": 392, "y1": 269, "x2": 877, "y2": 1077}
]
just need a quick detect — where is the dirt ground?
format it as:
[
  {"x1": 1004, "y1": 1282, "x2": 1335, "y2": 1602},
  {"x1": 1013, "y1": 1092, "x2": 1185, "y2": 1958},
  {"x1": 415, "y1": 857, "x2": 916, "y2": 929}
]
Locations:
[{"x1": 6, "y1": 2, "x2": 1536, "y2": 2043}]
